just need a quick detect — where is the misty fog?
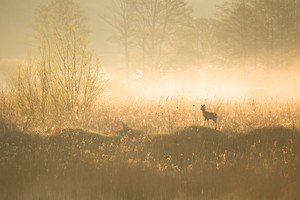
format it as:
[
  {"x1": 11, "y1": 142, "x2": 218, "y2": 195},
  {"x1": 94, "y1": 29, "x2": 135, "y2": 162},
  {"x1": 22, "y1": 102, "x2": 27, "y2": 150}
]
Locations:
[
  {"x1": 1, "y1": 0, "x2": 300, "y2": 101},
  {"x1": 2, "y1": 1, "x2": 300, "y2": 199}
]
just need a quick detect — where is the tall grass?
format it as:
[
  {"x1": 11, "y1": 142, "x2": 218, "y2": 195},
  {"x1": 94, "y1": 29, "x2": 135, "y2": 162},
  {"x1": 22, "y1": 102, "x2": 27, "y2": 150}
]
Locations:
[
  {"x1": 2, "y1": 83, "x2": 300, "y2": 133},
  {"x1": 89, "y1": 97, "x2": 300, "y2": 134},
  {"x1": 1, "y1": 94, "x2": 300, "y2": 199}
]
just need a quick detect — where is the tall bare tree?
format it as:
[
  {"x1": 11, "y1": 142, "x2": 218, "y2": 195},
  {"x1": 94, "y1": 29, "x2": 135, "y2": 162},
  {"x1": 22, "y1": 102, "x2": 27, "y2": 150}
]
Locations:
[
  {"x1": 217, "y1": 0, "x2": 300, "y2": 67},
  {"x1": 11, "y1": 0, "x2": 104, "y2": 129},
  {"x1": 107, "y1": 0, "x2": 137, "y2": 80},
  {"x1": 217, "y1": 0, "x2": 257, "y2": 65},
  {"x1": 135, "y1": 0, "x2": 191, "y2": 76},
  {"x1": 253, "y1": 0, "x2": 300, "y2": 66},
  {"x1": 109, "y1": 0, "x2": 191, "y2": 77},
  {"x1": 172, "y1": 18, "x2": 220, "y2": 67}
]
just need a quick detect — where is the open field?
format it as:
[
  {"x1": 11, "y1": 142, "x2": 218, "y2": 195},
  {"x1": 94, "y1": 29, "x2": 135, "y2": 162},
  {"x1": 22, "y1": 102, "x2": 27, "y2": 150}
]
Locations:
[
  {"x1": 1, "y1": 0, "x2": 300, "y2": 199},
  {"x1": 1, "y1": 122, "x2": 300, "y2": 199},
  {"x1": 68, "y1": 97, "x2": 300, "y2": 134},
  {"x1": 2, "y1": 97, "x2": 300, "y2": 134},
  {"x1": 1, "y1": 98, "x2": 300, "y2": 199}
]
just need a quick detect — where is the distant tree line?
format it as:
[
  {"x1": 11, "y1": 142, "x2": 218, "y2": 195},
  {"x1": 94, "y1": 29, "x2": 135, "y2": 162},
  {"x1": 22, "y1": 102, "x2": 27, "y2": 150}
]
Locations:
[
  {"x1": 109, "y1": 0, "x2": 300, "y2": 76},
  {"x1": 217, "y1": 0, "x2": 300, "y2": 67},
  {"x1": 108, "y1": 0, "x2": 191, "y2": 77}
]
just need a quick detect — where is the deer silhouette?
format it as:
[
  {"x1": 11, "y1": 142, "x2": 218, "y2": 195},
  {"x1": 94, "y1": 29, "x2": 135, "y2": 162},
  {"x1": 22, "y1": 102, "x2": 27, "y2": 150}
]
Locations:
[{"x1": 200, "y1": 104, "x2": 218, "y2": 129}]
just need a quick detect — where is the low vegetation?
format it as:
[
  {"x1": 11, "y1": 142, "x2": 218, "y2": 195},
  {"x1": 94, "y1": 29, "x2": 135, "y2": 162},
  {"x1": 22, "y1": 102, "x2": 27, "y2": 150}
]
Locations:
[
  {"x1": 1, "y1": 120, "x2": 300, "y2": 199},
  {"x1": 77, "y1": 97, "x2": 300, "y2": 134},
  {"x1": 1, "y1": 95, "x2": 300, "y2": 199},
  {"x1": 2, "y1": 93, "x2": 300, "y2": 134}
]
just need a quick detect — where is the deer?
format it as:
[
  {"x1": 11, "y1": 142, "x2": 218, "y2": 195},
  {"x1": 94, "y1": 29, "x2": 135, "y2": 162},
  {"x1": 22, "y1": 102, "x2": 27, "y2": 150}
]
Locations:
[{"x1": 200, "y1": 104, "x2": 218, "y2": 129}]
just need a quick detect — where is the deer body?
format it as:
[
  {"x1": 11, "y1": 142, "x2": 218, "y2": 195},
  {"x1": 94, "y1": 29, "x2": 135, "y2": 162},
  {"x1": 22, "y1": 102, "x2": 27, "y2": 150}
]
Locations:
[{"x1": 200, "y1": 105, "x2": 218, "y2": 129}]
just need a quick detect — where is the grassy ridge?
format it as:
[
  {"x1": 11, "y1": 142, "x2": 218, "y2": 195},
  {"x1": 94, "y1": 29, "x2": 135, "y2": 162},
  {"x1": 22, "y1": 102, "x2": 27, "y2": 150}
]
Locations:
[{"x1": 1, "y1": 125, "x2": 300, "y2": 199}]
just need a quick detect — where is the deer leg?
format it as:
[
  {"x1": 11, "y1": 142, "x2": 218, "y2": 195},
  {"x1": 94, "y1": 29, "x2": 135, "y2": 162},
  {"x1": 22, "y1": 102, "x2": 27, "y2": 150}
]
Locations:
[
  {"x1": 203, "y1": 118, "x2": 206, "y2": 126},
  {"x1": 207, "y1": 120, "x2": 210, "y2": 127}
]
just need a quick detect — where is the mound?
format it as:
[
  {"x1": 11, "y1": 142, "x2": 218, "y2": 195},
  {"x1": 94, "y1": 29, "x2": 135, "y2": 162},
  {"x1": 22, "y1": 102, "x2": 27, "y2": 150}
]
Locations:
[
  {"x1": 174, "y1": 125, "x2": 226, "y2": 141},
  {"x1": 116, "y1": 122, "x2": 143, "y2": 138},
  {"x1": 143, "y1": 126, "x2": 228, "y2": 163},
  {"x1": 247, "y1": 125, "x2": 299, "y2": 140},
  {"x1": 51, "y1": 128, "x2": 121, "y2": 145}
]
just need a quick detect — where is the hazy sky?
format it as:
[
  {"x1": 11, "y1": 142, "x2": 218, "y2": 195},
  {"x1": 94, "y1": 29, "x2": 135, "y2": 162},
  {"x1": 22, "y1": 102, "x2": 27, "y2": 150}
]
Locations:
[
  {"x1": 1, "y1": 0, "x2": 299, "y2": 100},
  {"x1": 0, "y1": 0, "x2": 224, "y2": 60}
]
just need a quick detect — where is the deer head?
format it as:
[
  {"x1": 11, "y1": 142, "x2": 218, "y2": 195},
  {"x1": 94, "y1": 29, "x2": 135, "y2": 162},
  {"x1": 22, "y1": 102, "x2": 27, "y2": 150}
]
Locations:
[{"x1": 200, "y1": 104, "x2": 206, "y2": 111}]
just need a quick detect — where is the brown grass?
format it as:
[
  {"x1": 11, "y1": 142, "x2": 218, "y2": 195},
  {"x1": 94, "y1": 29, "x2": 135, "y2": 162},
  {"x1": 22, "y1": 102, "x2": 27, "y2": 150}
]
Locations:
[
  {"x1": 1, "y1": 124, "x2": 300, "y2": 199},
  {"x1": 88, "y1": 97, "x2": 300, "y2": 134},
  {"x1": 2, "y1": 84, "x2": 300, "y2": 134},
  {"x1": 1, "y1": 96, "x2": 300, "y2": 199}
]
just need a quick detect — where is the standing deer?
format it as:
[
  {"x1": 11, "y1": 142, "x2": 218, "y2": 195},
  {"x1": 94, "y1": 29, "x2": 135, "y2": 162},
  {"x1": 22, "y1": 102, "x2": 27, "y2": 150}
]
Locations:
[{"x1": 200, "y1": 104, "x2": 218, "y2": 129}]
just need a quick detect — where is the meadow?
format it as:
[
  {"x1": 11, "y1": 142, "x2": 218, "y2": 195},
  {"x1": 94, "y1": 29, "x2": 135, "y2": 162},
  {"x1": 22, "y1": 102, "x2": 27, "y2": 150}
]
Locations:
[
  {"x1": 86, "y1": 97, "x2": 300, "y2": 134},
  {"x1": 1, "y1": 97, "x2": 300, "y2": 199}
]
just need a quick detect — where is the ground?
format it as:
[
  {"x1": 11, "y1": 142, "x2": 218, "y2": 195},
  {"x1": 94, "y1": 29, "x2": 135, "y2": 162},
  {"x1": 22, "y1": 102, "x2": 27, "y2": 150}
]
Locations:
[{"x1": 1, "y1": 124, "x2": 300, "y2": 200}]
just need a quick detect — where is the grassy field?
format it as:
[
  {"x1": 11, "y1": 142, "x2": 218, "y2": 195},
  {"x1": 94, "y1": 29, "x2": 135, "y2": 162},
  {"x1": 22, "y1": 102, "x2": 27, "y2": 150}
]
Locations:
[
  {"x1": 1, "y1": 97, "x2": 300, "y2": 199},
  {"x1": 1, "y1": 120, "x2": 300, "y2": 199},
  {"x1": 86, "y1": 97, "x2": 300, "y2": 135}
]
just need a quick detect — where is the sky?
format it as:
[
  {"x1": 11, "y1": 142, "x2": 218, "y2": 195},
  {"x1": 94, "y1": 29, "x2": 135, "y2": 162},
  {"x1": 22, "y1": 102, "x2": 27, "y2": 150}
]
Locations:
[{"x1": 0, "y1": 0, "x2": 224, "y2": 60}]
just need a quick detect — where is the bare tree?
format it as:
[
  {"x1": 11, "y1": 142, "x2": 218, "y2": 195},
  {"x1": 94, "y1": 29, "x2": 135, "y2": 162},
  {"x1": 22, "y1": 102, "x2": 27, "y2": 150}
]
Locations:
[
  {"x1": 108, "y1": 0, "x2": 191, "y2": 77},
  {"x1": 217, "y1": 0, "x2": 300, "y2": 67},
  {"x1": 135, "y1": 0, "x2": 191, "y2": 76},
  {"x1": 217, "y1": 0, "x2": 257, "y2": 65},
  {"x1": 107, "y1": 0, "x2": 137, "y2": 80},
  {"x1": 10, "y1": 0, "x2": 104, "y2": 129},
  {"x1": 253, "y1": 0, "x2": 300, "y2": 66},
  {"x1": 172, "y1": 18, "x2": 220, "y2": 67}
]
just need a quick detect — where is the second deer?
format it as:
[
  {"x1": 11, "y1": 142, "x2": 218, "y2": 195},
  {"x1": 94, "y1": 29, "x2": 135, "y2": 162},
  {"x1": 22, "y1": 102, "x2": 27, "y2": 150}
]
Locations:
[{"x1": 200, "y1": 104, "x2": 218, "y2": 129}]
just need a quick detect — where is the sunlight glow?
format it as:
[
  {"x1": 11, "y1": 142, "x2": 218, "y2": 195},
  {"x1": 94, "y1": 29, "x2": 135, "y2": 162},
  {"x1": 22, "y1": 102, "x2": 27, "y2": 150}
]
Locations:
[{"x1": 104, "y1": 67, "x2": 300, "y2": 100}]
